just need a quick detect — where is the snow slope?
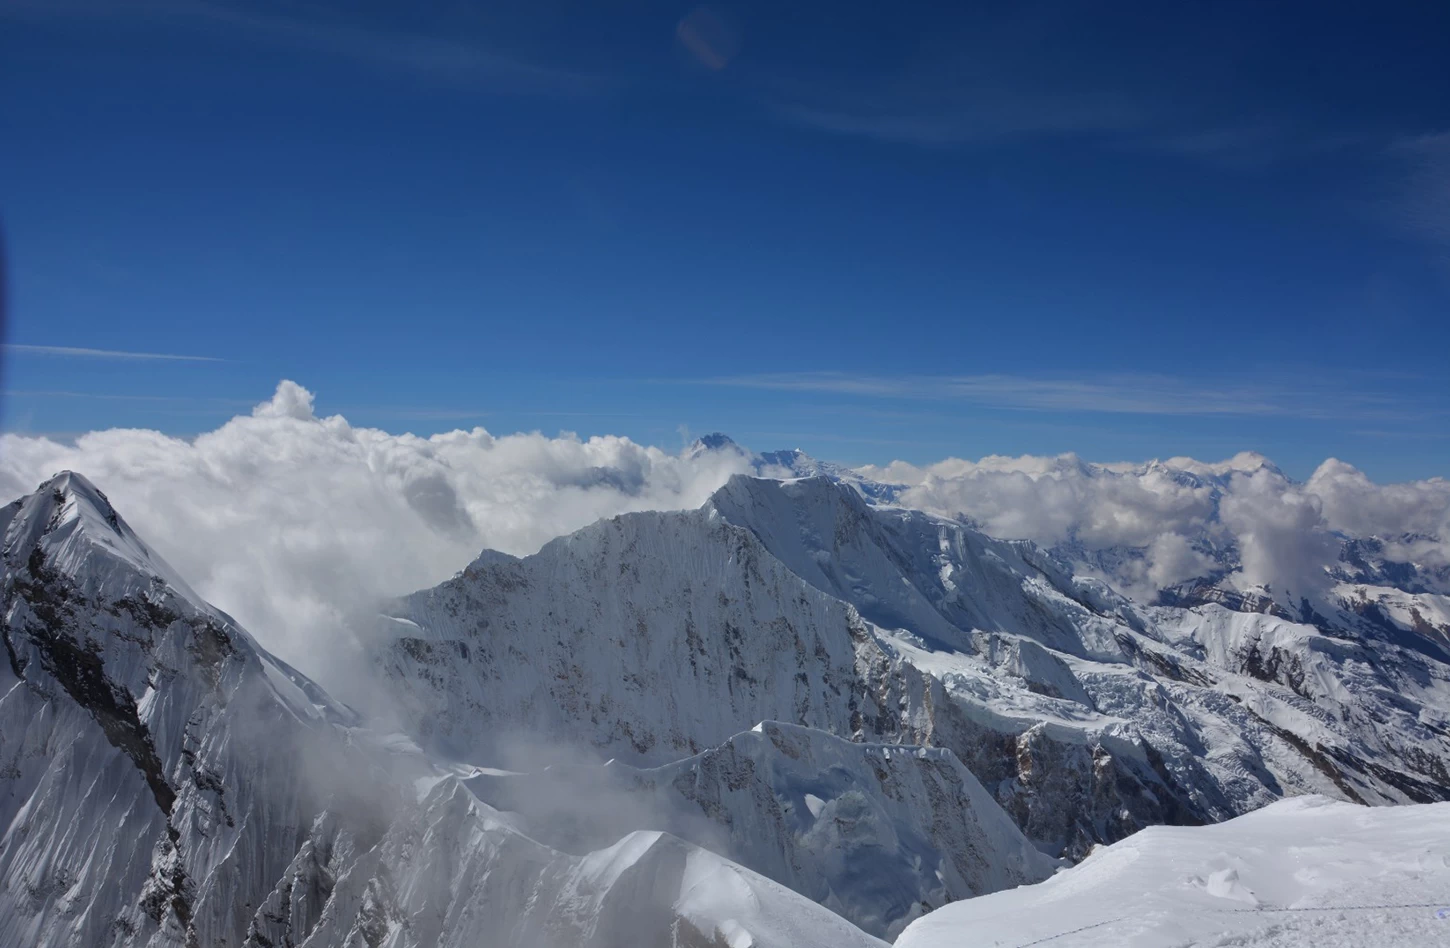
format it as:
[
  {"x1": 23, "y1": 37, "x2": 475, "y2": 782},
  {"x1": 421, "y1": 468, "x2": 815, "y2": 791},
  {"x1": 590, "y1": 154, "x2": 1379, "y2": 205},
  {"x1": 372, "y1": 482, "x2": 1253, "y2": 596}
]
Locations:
[
  {"x1": 896, "y1": 795, "x2": 1450, "y2": 948},
  {"x1": 261, "y1": 778, "x2": 889, "y2": 948}
]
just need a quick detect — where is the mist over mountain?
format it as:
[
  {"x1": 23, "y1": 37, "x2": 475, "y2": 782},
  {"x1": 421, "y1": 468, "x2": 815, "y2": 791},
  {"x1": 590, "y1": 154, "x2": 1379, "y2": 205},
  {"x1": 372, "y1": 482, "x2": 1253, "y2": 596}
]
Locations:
[
  {"x1": 8, "y1": 0, "x2": 1449, "y2": 942},
  {"x1": 3, "y1": 398, "x2": 1448, "y2": 944},
  {"x1": 3, "y1": 381, "x2": 1445, "y2": 684}
]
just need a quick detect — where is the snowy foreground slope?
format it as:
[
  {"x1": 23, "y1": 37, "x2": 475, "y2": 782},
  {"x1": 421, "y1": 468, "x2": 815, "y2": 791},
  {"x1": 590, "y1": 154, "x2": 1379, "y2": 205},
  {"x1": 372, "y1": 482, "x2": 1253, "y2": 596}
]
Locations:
[
  {"x1": 896, "y1": 795, "x2": 1450, "y2": 948},
  {"x1": 0, "y1": 474, "x2": 885, "y2": 948}
]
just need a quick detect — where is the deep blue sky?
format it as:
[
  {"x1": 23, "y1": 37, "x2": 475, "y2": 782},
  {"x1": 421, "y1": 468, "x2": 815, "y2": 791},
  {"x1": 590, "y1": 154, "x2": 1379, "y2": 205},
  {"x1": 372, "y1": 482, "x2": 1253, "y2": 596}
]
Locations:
[{"x1": 2, "y1": 0, "x2": 1448, "y2": 479}]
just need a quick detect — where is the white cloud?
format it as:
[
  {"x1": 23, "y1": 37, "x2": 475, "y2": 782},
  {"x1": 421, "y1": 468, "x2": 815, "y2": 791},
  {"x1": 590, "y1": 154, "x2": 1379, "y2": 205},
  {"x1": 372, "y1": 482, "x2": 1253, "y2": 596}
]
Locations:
[
  {"x1": 868, "y1": 453, "x2": 1219, "y2": 550},
  {"x1": 695, "y1": 372, "x2": 1425, "y2": 420},
  {"x1": 3, "y1": 383, "x2": 1445, "y2": 691},
  {"x1": 1144, "y1": 532, "x2": 1216, "y2": 591},
  {"x1": 0, "y1": 381, "x2": 752, "y2": 690},
  {"x1": 1217, "y1": 468, "x2": 1338, "y2": 599},
  {"x1": 862, "y1": 451, "x2": 1447, "y2": 602},
  {"x1": 2, "y1": 343, "x2": 222, "y2": 361},
  {"x1": 1309, "y1": 458, "x2": 1450, "y2": 569}
]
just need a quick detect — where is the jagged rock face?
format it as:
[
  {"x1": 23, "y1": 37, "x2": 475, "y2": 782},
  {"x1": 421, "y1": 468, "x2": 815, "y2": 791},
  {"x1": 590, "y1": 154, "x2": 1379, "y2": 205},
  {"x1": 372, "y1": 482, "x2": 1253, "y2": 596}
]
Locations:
[
  {"x1": 0, "y1": 475, "x2": 381, "y2": 948},
  {"x1": 371, "y1": 475, "x2": 1450, "y2": 865},
  {"x1": 1334, "y1": 535, "x2": 1450, "y2": 596},
  {"x1": 0, "y1": 475, "x2": 888, "y2": 948},
  {"x1": 370, "y1": 506, "x2": 876, "y2": 764},
  {"x1": 715, "y1": 479, "x2": 1450, "y2": 840}
]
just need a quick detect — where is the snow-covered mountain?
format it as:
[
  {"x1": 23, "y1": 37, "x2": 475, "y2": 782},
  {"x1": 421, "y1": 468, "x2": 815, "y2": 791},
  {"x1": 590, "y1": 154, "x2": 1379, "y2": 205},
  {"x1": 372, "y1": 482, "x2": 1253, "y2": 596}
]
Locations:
[
  {"x1": 6, "y1": 458, "x2": 1449, "y2": 947},
  {"x1": 771, "y1": 445, "x2": 1450, "y2": 647},
  {"x1": 0, "y1": 473, "x2": 887, "y2": 948},
  {"x1": 371, "y1": 474, "x2": 1450, "y2": 876},
  {"x1": 687, "y1": 433, "x2": 903, "y2": 502}
]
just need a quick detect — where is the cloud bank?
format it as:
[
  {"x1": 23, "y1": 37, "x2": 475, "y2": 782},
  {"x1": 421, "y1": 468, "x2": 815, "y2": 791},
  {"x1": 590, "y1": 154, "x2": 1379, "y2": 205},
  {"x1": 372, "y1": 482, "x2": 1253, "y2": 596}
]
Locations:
[
  {"x1": 861, "y1": 453, "x2": 1450, "y2": 601},
  {"x1": 0, "y1": 381, "x2": 751, "y2": 685},
  {"x1": 3, "y1": 381, "x2": 1446, "y2": 690}
]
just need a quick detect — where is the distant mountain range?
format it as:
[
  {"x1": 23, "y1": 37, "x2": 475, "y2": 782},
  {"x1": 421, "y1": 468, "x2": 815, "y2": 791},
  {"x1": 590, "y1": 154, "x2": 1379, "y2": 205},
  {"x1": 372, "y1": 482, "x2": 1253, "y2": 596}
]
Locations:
[{"x1": 4, "y1": 454, "x2": 1448, "y2": 945}]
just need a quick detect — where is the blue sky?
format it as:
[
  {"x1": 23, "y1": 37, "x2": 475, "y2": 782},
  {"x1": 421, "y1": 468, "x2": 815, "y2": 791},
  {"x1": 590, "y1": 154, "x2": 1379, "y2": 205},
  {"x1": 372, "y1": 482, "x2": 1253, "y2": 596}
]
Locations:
[{"x1": 2, "y1": 0, "x2": 1448, "y2": 480}]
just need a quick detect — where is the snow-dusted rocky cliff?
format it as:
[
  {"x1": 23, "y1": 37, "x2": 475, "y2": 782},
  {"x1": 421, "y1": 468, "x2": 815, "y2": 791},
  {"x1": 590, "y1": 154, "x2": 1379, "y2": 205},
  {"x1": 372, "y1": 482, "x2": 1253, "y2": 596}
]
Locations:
[
  {"x1": 373, "y1": 473, "x2": 1450, "y2": 874},
  {"x1": 0, "y1": 474, "x2": 886, "y2": 948}
]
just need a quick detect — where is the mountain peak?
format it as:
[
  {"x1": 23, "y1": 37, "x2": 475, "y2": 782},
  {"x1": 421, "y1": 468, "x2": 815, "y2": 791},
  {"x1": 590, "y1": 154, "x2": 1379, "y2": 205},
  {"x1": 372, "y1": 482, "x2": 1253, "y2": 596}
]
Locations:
[
  {"x1": 685, "y1": 432, "x2": 749, "y2": 461},
  {"x1": 4, "y1": 470, "x2": 203, "y2": 607},
  {"x1": 47, "y1": 470, "x2": 129, "y2": 530},
  {"x1": 709, "y1": 470, "x2": 866, "y2": 519},
  {"x1": 692, "y1": 432, "x2": 739, "y2": 451}
]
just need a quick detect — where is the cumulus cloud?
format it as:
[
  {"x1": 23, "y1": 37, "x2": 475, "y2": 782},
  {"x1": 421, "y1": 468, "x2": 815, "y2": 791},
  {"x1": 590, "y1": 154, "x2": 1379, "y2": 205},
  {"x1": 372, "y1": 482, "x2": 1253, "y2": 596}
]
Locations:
[
  {"x1": 1217, "y1": 469, "x2": 1338, "y2": 599},
  {"x1": 863, "y1": 453, "x2": 1221, "y2": 548},
  {"x1": 860, "y1": 451, "x2": 1448, "y2": 602},
  {"x1": 0, "y1": 381, "x2": 752, "y2": 691},
  {"x1": 1308, "y1": 459, "x2": 1450, "y2": 568}
]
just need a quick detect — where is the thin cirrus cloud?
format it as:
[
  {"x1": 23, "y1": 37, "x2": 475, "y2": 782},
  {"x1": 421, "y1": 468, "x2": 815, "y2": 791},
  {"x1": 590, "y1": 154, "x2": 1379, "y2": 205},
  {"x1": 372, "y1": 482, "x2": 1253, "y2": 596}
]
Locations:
[
  {"x1": 771, "y1": 99, "x2": 1137, "y2": 147},
  {"x1": 1393, "y1": 130, "x2": 1450, "y2": 257},
  {"x1": 694, "y1": 371, "x2": 1430, "y2": 421},
  {"x1": 2, "y1": 344, "x2": 223, "y2": 362},
  {"x1": 0, "y1": 0, "x2": 605, "y2": 95}
]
